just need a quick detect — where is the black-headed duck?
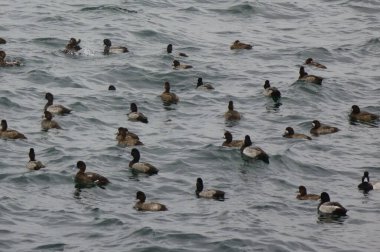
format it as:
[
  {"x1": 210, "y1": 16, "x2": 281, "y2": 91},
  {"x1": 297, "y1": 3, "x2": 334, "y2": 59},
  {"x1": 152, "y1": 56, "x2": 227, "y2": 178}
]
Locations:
[
  {"x1": 283, "y1": 127, "x2": 312, "y2": 140},
  {"x1": 129, "y1": 148, "x2": 158, "y2": 175},
  {"x1": 222, "y1": 131, "x2": 243, "y2": 148},
  {"x1": 166, "y1": 44, "x2": 188, "y2": 57},
  {"x1": 318, "y1": 192, "x2": 347, "y2": 216},
  {"x1": 172, "y1": 60, "x2": 192, "y2": 69},
  {"x1": 195, "y1": 177, "x2": 225, "y2": 200},
  {"x1": 0, "y1": 38, "x2": 6, "y2": 44},
  {"x1": 63, "y1": 38, "x2": 81, "y2": 54},
  {"x1": 116, "y1": 127, "x2": 143, "y2": 146},
  {"x1": 240, "y1": 135, "x2": 269, "y2": 164},
  {"x1": 75, "y1": 161, "x2": 109, "y2": 187},
  {"x1": 0, "y1": 119, "x2": 27, "y2": 139},
  {"x1": 44, "y1": 92, "x2": 71, "y2": 115},
  {"x1": 128, "y1": 103, "x2": 148, "y2": 123},
  {"x1": 103, "y1": 39, "x2": 128, "y2": 54},
  {"x1": 134, "y1": 191, "x2": 167, "y2": 211},
  {"x1": 160, "y1": 81, "x2": 179, "y2": 104},
  {"x1": 263, "y1": 80, "x2": 281, "y2": 103},
  {"x1": 196, "y1": 77, "x2": 214, "y2": 90},
  {"x1": 224, "y1": 101, "x2": 241, "y2": 121},
  {"x1": 296, "y1": 186, "x2": 320, "y2": 200},
  {"x1": 350, "y1": 105, "x2": 379, "y2": 123},
  {"x1": 26, "y1": 148, "x2": 45, "y2": 170},
  {"x1": 108, "y1": 85, "x2": 116, "y2": 91},
  {"x1": 358, "y1": 171, "x2": 380, "y2": 191},
  {"x1": 298, "y1": 66, "x2": 323, "y2": 85},
  {"x1": 230, "y1": 40, "x2": 252, "y2": 50},
  {"x1": 41, "y1": 111, "x2": 62, "y2": 131},
  {"x1": 310, "y1": 120, "x2": 339, "y2": 136},
  {"x1": 0, "y1": 51, "x2": 21, "y2": 67},
  {"x1": 305, "y1": 58, "x2": 327, "y2": 69}
]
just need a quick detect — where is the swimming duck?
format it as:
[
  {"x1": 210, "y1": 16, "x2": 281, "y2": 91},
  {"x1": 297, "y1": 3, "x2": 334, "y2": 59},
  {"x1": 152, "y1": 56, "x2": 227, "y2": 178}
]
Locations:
[
  {"x1": 298, "y1": 66, "x2": 323, "y2": 85},
  {"x1": 41, "y1": 111, "x2": 62, "y2": 130},
  {"x1": 305, "y1": 58, "x2": 327, "y2": 69},
  {"x1": 108, "y1": 85, "x2": 116, "y2": 91},
  {"x1": 172, "y1": 60, "x2": 192, "y2": 69},
  {"x1": 283, "y1": 127, "x2": 312, "y2": 140},
  {"x1": 195, "y1": 177, "x2": 225, "y2": 200},
  {"x1": 0, "y1": 38, "x2": 6, "y2": 44},
  {"x1": 310, "y1": 120, "x2": 339, "y2": 136},
  {"x1": 358, "y1": 171, "x2": 380, "y2": 191},
  {"x1": 129, "y1": 148, "x2": 158, "y2": 175},
  {"x1": 318, "y1": 192, "x2": 347, "y2": 216},
  {"x1": 263, "y1": 80, "x2": 281, "y2": 103},
  {"x1": 349, "y1": 105, "x2": 379, "y2": 123},
  {"x1": 116, "y1": 127, "x2": 143, "y2": 146},
  {"x1": 240, "y1": 135, "x2": 269, "y2": 163},
  {"x1": 134, "y1": 191, "x2": 168, "y2": 211},
  {"x1": 160, "y1": 81, "x2": 179, "y2": 104},
  {"x1": 44, "y1": 92, "x2": 71, "y2": 115},
  {"x1": 63, "y1": 38, "x2": 81, "y2": 54},
  {"x1": 0, "y1": 51, "x2": 21, "y2": 67},
  {"x1": 196, "y1": 77, "x2": 214, "y2": 90},
  {"x1": 224, "y1": 101, "x2": 241, "y2": 121},
  {"x1": 26, "y1": 148, "x2": 45, "y2": 170},
  {"x1": 167, "y1": 44, "x2": 188, "y2": 57},
  {"x1": 103, "y1": 39, "x2": 128, "y2": 54},
  {"x1": 230, "y1": 40, "x2": 252, "y2": 50},
  {"x1": 0, "y1": 120, "x2": 27, "y2": 139},
  {"x1": 296, "y1": 186, "x2": 320, "y2": 200},
  {"x1": 222, "y1": 131, "x2": 243, "y2": 147},
  {"x1": 128, "y1": 103, "x2": 148, "y2": 123},
  {"x1": 75, "y1": 161, "x2": 110, "y2": 187}
]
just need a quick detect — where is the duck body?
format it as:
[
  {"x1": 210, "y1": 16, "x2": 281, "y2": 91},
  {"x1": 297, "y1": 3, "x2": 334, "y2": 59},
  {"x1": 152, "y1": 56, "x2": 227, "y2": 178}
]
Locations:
[
  {"x1": 0, "y1": 38, "x2": 6, "y2": 44},
  {"x1": 222, "y1": 131, "x2": 243, "y2": 148},
  {"x1": 310, "y1": 120, "x2": 339, "y2": 136},
  {"x1": 196, "y1": 78, "x2": 214, "y2": 90},
  {"x1": 0, "y1": 51, "x2": 21, "y2": 67},
  {"x1": 41, "y1": 111, "x2": 62, "y2": 130},
  {"x1": 75, "y1": 161, "x2": 109, "y2": 187},
  {"x1": 230, "y1": 40, "x2": 252, "y2": 50},
  {"x1": 116, "y1": 127, "x2": 143, "y2": 146},
  {"x1": 160, "y1": 82, "x2": 179, "y2": 104},
  {"x1": 166, "y1": 44, "x2": 188, "y2": 57},
  {"x1": 0, "y1": 120, "x2": 26, "y2": 139},
  {"x1": 129, "y1": 148, "x2": 158, "y2": 175},
  {"x1": 134, "y1": 191, "x2": 167, "y2": 211},
  {"x1": 358, "y1": 171, "x2": 380, "y2": 191},
  {"x1": 172, "y1": 60, "x2": 192, "y2": 69},
  {"x1": 44, "y1": 92, "x2": 71, "y2": 115},
  {"x1": 128, "y1": 103, "x2": 148, "y2": 123},
  {"x1": 240, "y1": 135, "x2": 269, "y2": 164},
  {"x1": 26, "y1": 148, "x2": 45, "y2": 170},
  {"x1": 224, "y1": 101, "x2": 241, "y2": 121},
  {"x1": 298, "y1": 66, "x2": 323, "y2": 85},
  {"x1": 283, "y1": 127, "x2": 312, "y2": 140},
  {"x1": 350, "y1": 105, "x2": 379, "y2": 123},
  {"x1": 305, "y1": 58, "x2": 327, "y2": 69},
  {"x1": 63, "y1": 38, "x2": 81, "y2": 54},
  {"x1": 195, "y1": 178, "x2": 225, "y2": 200},
  {"x1": 103, "y1": 39, "x2": 128, "y2": 54},
  {"x1": 318, "y1": 192, "x2": 347, "y2": 216},
  {"x1": 296, "y1": 186, "x2": 320, "y2": 200}
]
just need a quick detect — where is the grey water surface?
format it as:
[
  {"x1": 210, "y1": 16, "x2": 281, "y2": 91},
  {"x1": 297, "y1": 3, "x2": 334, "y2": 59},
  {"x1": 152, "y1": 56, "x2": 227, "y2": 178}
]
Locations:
[{"x1": 1, "y1": 0, "x2": 379, "y2": 251}]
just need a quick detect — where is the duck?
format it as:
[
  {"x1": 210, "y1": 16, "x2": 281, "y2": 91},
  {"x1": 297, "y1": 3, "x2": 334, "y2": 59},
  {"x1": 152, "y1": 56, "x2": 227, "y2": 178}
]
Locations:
[
  {"x1": 44, "y1": 92, "x2": 71, "y2": 115},
  {"x1": 224, "y1": 101, "x2": 241, "y2": 121},
  {"x1": 296, "y1": 186, "x2": 320, "y2": 200},
  {"x1": 195, "y1": 177, "x2": 225, "y2": 200},
  {"x1": 230, "y1": 40, "x2": 252, "y2": 50},
  {"x1": 222, "y1": 131, "x2": 243, "y2": 147},
  {"x1": 349, "y1": 105, "x2": 379, "y2": 123},
  {"x1": 63, "y1": 38, "x2": 81, "y2": 54},
  {"x1": 108, "y1": 85, "x2": 116, "y2": 91},
  {"x1": 240, "y1": 135, "x2": 269, "y2": 164},
  {"x1": 310, "y1": 120, "x2": 339, "y2": 136},
  {"x1": 26, "y1": 148, "x2": 45, "y2": 170},
  {"x1": 318, "y1": 192, "x2": 347, "y2": 216},
  {"x1": 263, "y1": 80, "x2": 281, "y2": 103},
  {"x1": 298, "y1": 66, "x2": 323, "y2": 85},
  {"x1": 134, "y1": 191, "x2": 167, "y2": 211},
  {"x1": 283, "y1": 127, "x2": 312, "y2": 140},
  {"x1": 160, "y1": 81, "x2": 179, "y2": 104},
  {"x1": 0, "y1": 38, "x2": 6, "y2": 44},
  {"x1": 41, "y1": 111, "x2": 62, "y2": 130},
  {"x1": 0, "y1": 119, "x2": 27, "y2": 139},
  {"x1": 166, "y1": 44, "x2": 188, "y2": 57},
  {"x1": 172, "y1": 60, "x2": 192, "y2": 69},
  {"x1": 129, "y1": 148, "x2": 158, "y2": 175},
  {"x1": 103, "y1": 39, "x2": 128, "y2": 54},
  {"x1": 358, "y1": 171, "x2": 380, "y2": 191},
  {"x1": 305, "y1": 58, "x2": 327, "y2": 69},
  {"x1": 116, "y1": 127, "x2": 143, "y2": 146},
  {"x1": 128, "y1": 103, "x2": 148, "y2": 123},
  {"x1": 0, "y1": 51, "x2": 21, "y2": 67},
  {"x1": 196, "y1": 77, "x2": 214, "y2": 90},
  {"x1": 75, "y1": 161, "x2": 110, "y2": 187}
]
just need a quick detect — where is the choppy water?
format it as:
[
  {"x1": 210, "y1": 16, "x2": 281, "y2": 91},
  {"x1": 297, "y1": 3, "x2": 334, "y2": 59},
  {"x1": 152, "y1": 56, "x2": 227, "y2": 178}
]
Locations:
[{"x1": 1, "y1": 0, "x2": 380, "y2": 251}]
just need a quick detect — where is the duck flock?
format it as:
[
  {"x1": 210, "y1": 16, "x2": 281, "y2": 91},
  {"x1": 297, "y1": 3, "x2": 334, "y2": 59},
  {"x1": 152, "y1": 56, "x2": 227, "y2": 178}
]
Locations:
[{"x1": 0, "y1": 35, "x2": 379, "y2": 216}]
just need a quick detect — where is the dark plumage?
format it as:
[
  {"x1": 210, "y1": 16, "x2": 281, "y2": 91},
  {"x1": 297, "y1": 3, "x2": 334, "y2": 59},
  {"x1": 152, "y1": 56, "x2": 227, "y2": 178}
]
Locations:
[
  {"x1": 296, "y1": 186, "x2": 320, "y2": 200},
  {"x1": 26, "y1": 148, "x2": 45, "y2": 170},
  {"x1": 128, "y1": 103, "x2": 148, "y2": 123},
  {"x1": 63, "y1": 38, "x2": 81, "y2": 54},
  {"x1": 318, "y1": 192, "x2": 347, "y2": 216},
  {"x1": 230, "y1": 40, "x2": 252, "y2": 50},
  {"x1": 0, "y1": 119, "x2": 27, "y2": 139},
  {"x1": 75, "y1": 161, "x2": 110, "y2": 187},
  {"x1": 108, "y1": 85, "x2": 116, "y2": 91},
  {"x1": 44, "y1": 92, "x2": 71, "y2": 115},
  {"x1": 166, "y1": 44, "x2": 188, "y2": 57},
  {"x1": 283, "y1": 127, "x2": 312, "y2": 140},
  {"x1": 160, "y1": 81, "x2": 179, "y2": 104},
  {"x1": 172, "y1": 60, "x2": 192, "y2": 69},
  {"x1": 222, "y1": 131, "x2": 243, "y2": 147},
  {"x1": 224, "y1": 101, "x2": 241, "y2": 121},
  {"x1": 41, "y1": 111, "x2": 62, "y2": 130},
  {"x1": 103, "y1": 39, "x2": 128, "y2": 54},
  {"x1": 0, "y1": 50, "x2": 21, "y2": 67},
  {"x1": 305, "y1": 58, "x2": 327, "y2": 69},
  {"x1": 0, "y1": 38, "x2": 6, "y2": 44},
  {"x1": 134, "y1": 191, "x2": 167, "y2": 211},
  {"x1": 196, "y1": 77, "x2": 214, "y2": 90},
  {"x1": 116, "y1": 127, "x2": 143, "y2": 146},
  {"x1": 195, "y1": 178, "x2": 225, "y2": 200},
  {"x1": 240, "y1": 135, "x2": 269, "y2": 164},
  {"x1": 129, "y1": 148, "x2": 158, "y2": 175},
  {"x1": 298, "y1": 66, "x2": 323, "y2": 85},
  {"x1": 350, "y1": 105, "x2": 379, "y2": 123},
  {"x1": 310, "y1": 120, "x2": 339, "y2": 136}
]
